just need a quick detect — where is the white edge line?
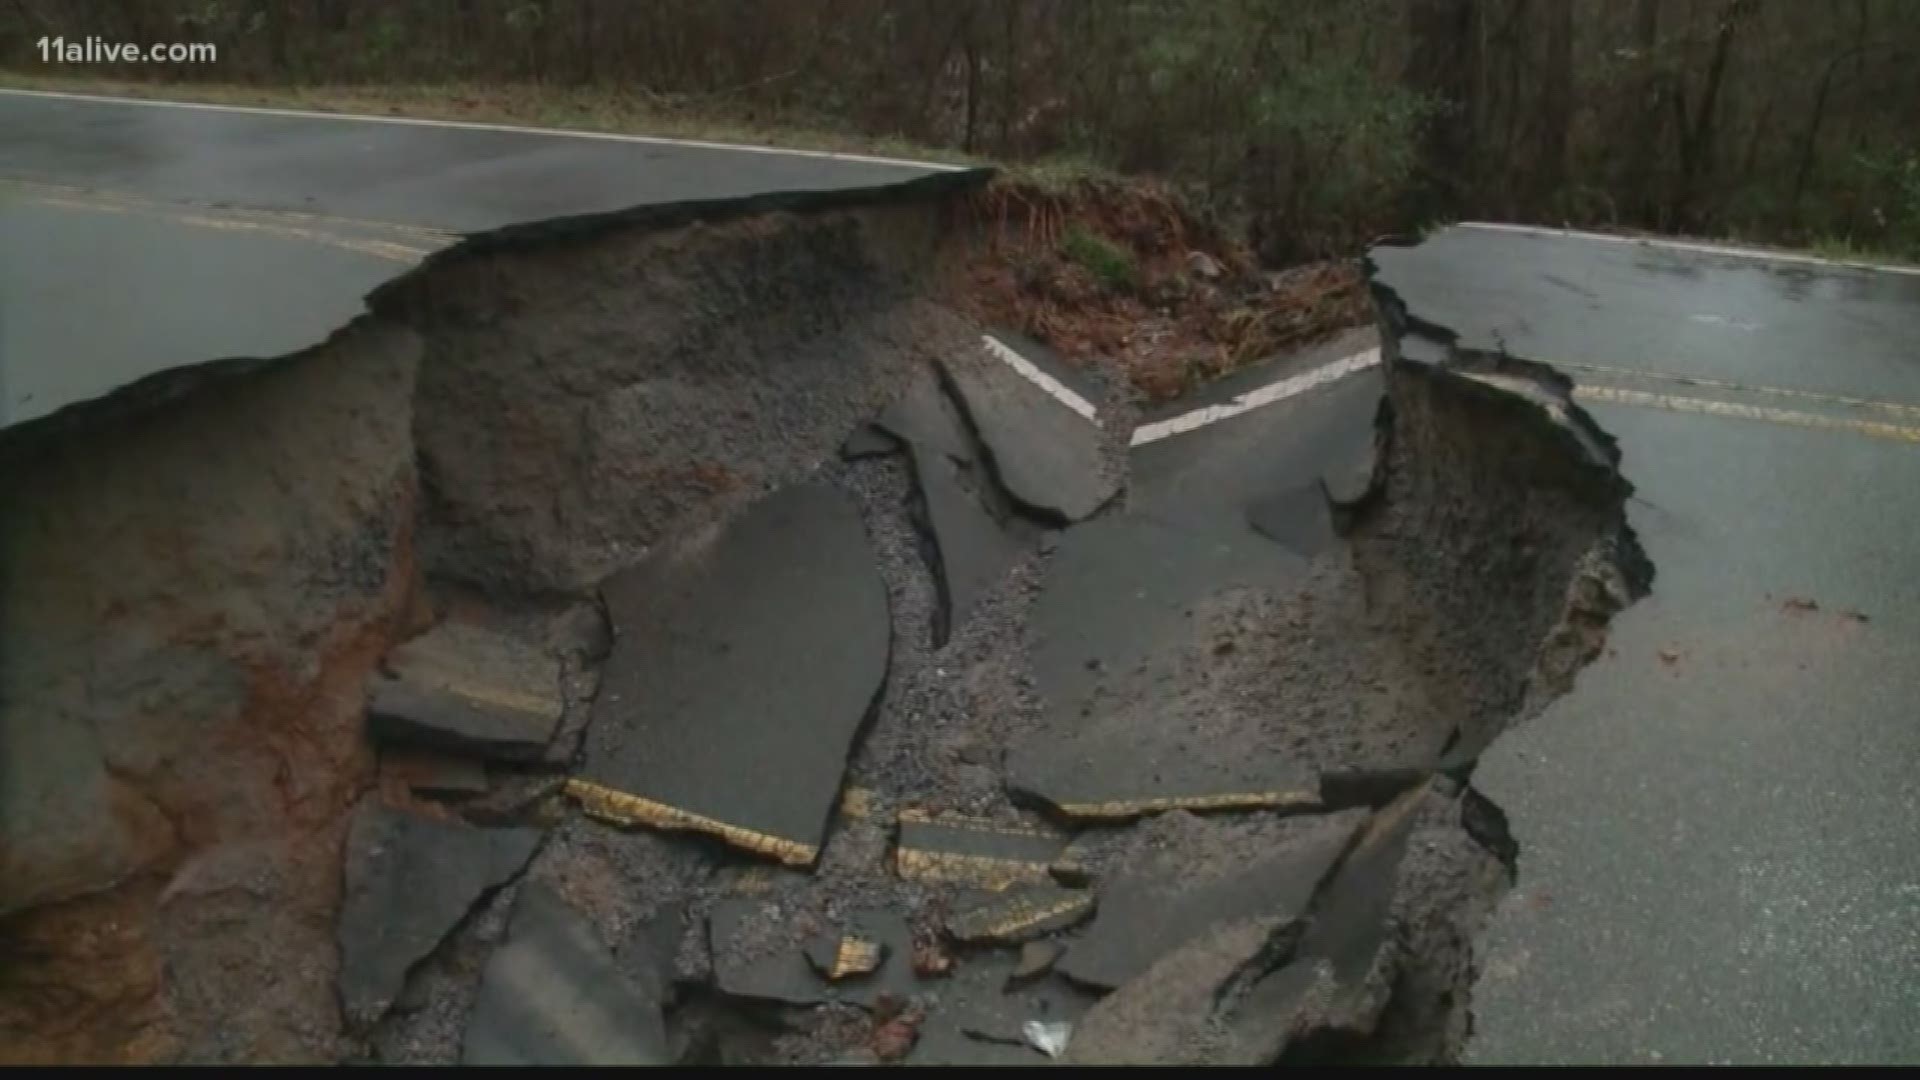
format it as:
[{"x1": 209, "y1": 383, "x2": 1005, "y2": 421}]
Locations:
[
  {"x1": 1130, "y1": 349, "x2": 1382, "y2": 447},
  {"x1": 980, "y1": 335, "x2": 1099, "y2": 423},
  {"x1": 0, "y1": 86, "x2": 967, "y2": 173},
  {"x1": 1456, "y1": 221, "x2": 1920, "y2": 278}
]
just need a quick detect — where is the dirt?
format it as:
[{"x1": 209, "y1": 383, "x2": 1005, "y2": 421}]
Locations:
[
  {"x1": 950, "y1": 177, "x2": 1371, "y2": 404},
  {"x1": 0, "y1": 176, "x2": 977, "y2": 1063},
  {"x1": 0, "y1": 167, "x2": 1649, "y2": 1065}
]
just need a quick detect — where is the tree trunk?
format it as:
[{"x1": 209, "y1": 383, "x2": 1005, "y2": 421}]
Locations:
[
  {"x1": 1537, "y1": 0, "x2": 1574, "y2": 217},
  {"x1": 1624, "y1": 0, "x2": 1662, "y2": 223},
  {"x1": 1403, "y1": 0, "x2": 1481, "y2": 222},
  {"x1": 1674, "y1": 0, "x2": 1753, "y2": 230}
]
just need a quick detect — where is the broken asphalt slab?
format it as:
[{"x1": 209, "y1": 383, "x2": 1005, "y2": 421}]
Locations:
[
  {"x1": 873, "y1": 363, "x2": 1035, "y2": 640},
  {"x1": 1055, "y1": 810, "x2": 1364, "y2": 992},
  {"x1": 365, "y1": 622, "x2": 564, "y2": 762},
  {"x1": 1066, "y1": 787, "x2": 1438, "y2": 1065},
  {"x1": 944, "y1": 883, "x2": 1096, "y2": 945},
  {"x1": 461, "y1": 882, "x2": 671, "y2": 1065},
  {"x1": 913, "y1": 450, "x2": 1036, "y2": 643},
  {"x1": 1221, "y1": 784, "x2": 1437, "y2": 1062},
  {"x1": 939, "y1": 346, "x2": 1117, "y2": 523},
  {"x1": 707, "y1": 899, "x2": 919, "y2": 1008},
  {"x1": 577, "y1": 481, "x2": 889, "y2": 865},
  {"x1": 905, "y1": 952, "x2": 1100, "y2": 1065},
  {"x1": 894, "y1": 809, "x2": 1069, "y2": 889},
  {"x1": 872, "y1": 367, "x2": 975, "y2": 464},
  {"x1": 335, "y1": 799, "x2": 542, "y2": 1026},
  {"x1": 1064, "y1": 916, "x2": 1290, "y2": 1065},
  {"x1": 1009, "y1": 514, "x2": 1319, "y2": 820},
  {"x1": 838, "y1": 424, "x2": 901, "y2": 460},
  {"x1": 1245, "y1": 481, "x2": 1337, "y2": 558}
]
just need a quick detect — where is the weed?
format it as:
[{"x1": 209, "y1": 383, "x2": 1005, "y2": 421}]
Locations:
[{"x1": 1060, "y1": 227, "x2": 1138, "y2": 293}]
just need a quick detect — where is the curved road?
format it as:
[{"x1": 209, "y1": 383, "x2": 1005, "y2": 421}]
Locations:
[
  {"x1": 0, "y1": 88, "x2": 950, "y2": 428},
  {"x1": 1375, "y1": 225, "x2": 1920, "y2": 1065},
  {"x1": 9, "y1": 89, "x2": 1918, "y2": 1065}
]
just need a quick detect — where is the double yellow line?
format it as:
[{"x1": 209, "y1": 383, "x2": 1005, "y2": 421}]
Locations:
[
  {"x1": 1564, "y1": 362, "x2": 1920, "y2": 446},
  {"x1": 7, "y1": 178, "x2": 450, "y2": 263}
]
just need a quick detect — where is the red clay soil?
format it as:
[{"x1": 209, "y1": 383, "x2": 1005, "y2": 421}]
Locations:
[{"x1": 950, "y1": 177, "x2": 1370, "y2": 404}]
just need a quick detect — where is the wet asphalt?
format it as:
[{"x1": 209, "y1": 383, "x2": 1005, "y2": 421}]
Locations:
[
  {"x1": 13, "y1": 88, "x2": 1917, "y2": 1064},
  {"x1": 1374, "y1": 226, "x2": 1920, "y2": 1064},
  {"x1": 0, "y1": 89, "x2": 942, "y2": 427}
]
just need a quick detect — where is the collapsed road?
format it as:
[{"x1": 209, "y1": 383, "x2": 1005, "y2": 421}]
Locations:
[
  {"x1": 2, "y1": 93, "x2": 1652, "y2": 1065},
  {"x1": 1375, "y1": 225, "x2": 1920, "y2": 1064},
  {"x1": 0, "y1": 87, "x2": 949, "y2": 427}
]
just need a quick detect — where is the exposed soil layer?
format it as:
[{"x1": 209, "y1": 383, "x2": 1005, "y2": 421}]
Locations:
[
  {"x1": 951, "y1": 178, "x2": 1371, "y2": 404},
  {"x1": 0, "y1": 173, "x2": 1647, "y2": 1064}
]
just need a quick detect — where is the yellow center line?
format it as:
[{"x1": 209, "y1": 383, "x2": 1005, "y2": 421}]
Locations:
[
  {"x1": 1562, "y1": 360, "x2": 1920, "y2": 418},
  {"x1": 11, "y1": 179, "x2": 450, "y2": 263},
  {"x1": 4, "y1": 177, "x2": 454, "y2": 239},
  {"x1": 1573, "y1": 385, "x2": 1920, "y2": 445}
]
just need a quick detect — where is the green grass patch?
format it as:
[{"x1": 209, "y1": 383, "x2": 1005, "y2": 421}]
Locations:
[{"x1": 1060, "y1": 226, "x2": 1138, "y2": 293}]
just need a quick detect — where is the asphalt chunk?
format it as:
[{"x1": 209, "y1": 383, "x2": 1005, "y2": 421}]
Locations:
[
  {"x1": 1056, "y1": 811, "x2": 1363, "y2": 991},
  {"x1": 578, "y1": 481, "x2": 890, "y2": 865},
  {"x1": 1008, "y1": 941, "x2": 1065, "y2": 987},
  {"x1": 839, "y1": 423, "x2": 902, "y2": 460},
  {"x1": 1065, "y1": 916, "x2": 1289, "y2": 1065},
  {"x1": 1318, "y1": 764, "x2": 1431, "y2": 810},
  {"x1": 366, "y1": 623, "x2": 564, "y2": 761},
  {"x1": 804, "y1": 932, "x2": 887, "y2": 981},
  {"x1": 1320, "y1": 434, "x2": 1381, "y2": 510},
  {"x1": 1218, "y1": 785, "x2": 1437, "y2": 1062},
  {"x1": 944, "y1": 884, "x2": 1096, "y2": 945},
  {"x1": 906, "y1": 952, "x2": 1100, "y2": 1065},
  {"x1": 912, "y1": 449, "x2": 1033, "y2": 643},
  {"x1": 366, "y1": 676, "x2": 560, "y2": 762},
  {"x1": 874, "y1": 366, "x2": 974, "y2": 464},
  {"x1": 1296, "y1": 783, "x2": 1430, "y2": 990},
  {"x1": 1245, "y1": 482, "x2": 1336, "y2": 558},
  {"x1": 1013, "y1": 513, "x2": 1318, "y2": 821},
  {"x1": 1010, "y1": 742, "x2": 1320, "y2": 822},
  {"x1": 1217, "y1": 956, "x2": 1337, "y2": 1064},
  {"x1": 335, "y1": 799, "x2": 541, "y2": 1027},
  {"x1": 462, "y1": 882, "x2": 670, "y2": 1065},
  {"x1": 709, "y1": 899, "x2": 918, "y2": 1008},
  {"x1": 940, "y1": 348, "x2": 1117, "y2": 523},
  {"x1": 894, "y1": 809, "x2": 1068, "y2": 889}
]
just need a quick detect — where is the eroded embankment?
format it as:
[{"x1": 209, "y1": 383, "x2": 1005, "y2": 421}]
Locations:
[
  {"x1": 0, "y1": 171, "x2": 988, "y2": 1062},
  {"x1": 0, "y1": 176, "x2": 1648, "y2": 1066}
]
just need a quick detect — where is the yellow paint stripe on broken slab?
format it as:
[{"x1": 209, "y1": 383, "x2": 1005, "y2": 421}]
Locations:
[
  {"x1": 960, "y1": 893, "x2": 1094, "y2": 941},
  {"x1": 1052, "y1": 788, "x2": 1320, "y2": 822},
  {"x1": 565, "y1": 778, "x2": 817, "y2": 866},
  {"x1": 839, "y1": 785, "x2": 880, "y2": 821},
  {"x1": 895, "y1": 847, "x2": 1055, "y2": 889},
  {"x1": 434, "y1": 679, "x2": 562, "y2": 720},
  {"x1": 896, "y1": 807, "x2": 1061, "y2": 839}
]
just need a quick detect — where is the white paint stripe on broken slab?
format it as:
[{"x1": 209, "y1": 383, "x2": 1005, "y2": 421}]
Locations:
[
  {"x1": 981, "y1": 334, "x2": 1100, "y2": 423},
  {"x1": 1129, "y1": 348, "x2": 1382, "y2": 447},
  {"x1": 1456, "y1": 221, "x2": 1920, "y2": 278}
]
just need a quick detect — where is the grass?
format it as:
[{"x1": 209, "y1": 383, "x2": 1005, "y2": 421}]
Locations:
[
  {"x1": 1059, "y1": 226, "x2": 1139, "y2": 293},
  {"x1": 1805, "y1": 233, "x2": 1920, "y2": 267}
]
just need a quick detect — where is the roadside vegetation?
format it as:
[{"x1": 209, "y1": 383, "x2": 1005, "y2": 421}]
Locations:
[
  {"x1": 7, "y1": 0, "x2": 1918, "y2": 262},
  {"x1": 8, "y1": 0, "x2": 1915, "y2": 394}
]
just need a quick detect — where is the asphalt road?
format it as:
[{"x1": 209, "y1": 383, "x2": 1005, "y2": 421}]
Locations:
[
  {"x1": 0, "y1": 88, "x2": 946, "y2": 428},
  {"x1": 1374, "y1": 226, "x2": 1920, "y2": 1064}
]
